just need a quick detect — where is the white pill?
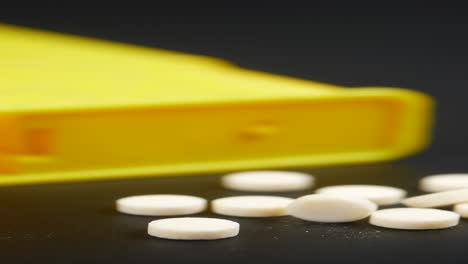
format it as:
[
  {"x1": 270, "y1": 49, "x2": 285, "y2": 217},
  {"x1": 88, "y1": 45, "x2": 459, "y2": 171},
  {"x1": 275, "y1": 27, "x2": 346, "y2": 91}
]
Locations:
[
  {"x1": 454, "y1": 203, "x2": 468, "y2": 218},
  {"x1": 211, "y1": 196, "x2": 293, "y2": 217},
  {"x1": 148, "y1": 217, "x2": 239, "y2": 240},
  {"x1": 287, "y1": 194, "x2": 378, "y2": 223},
  {"x1": 369, "y1": 208, "x2": 460, "y2": 230},
  {"x1": 401, "y1": 189, "x2": 468, "y2": 208},
  {"x1": 222, "y1": 171, "x2": 314, "y2": 192},
  {"x1": 116, "y1": 195, "x2": 207, "y2": 216},
  {"x1": 419, "y1": 173, "x2": 468, "y2": 192},
  {"x1": 315, "y1": 185, "x2": 407, "y2": 205}
]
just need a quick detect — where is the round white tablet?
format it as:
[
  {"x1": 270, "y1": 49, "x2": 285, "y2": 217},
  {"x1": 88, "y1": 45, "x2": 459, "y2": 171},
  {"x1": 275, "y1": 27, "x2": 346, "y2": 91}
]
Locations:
[
  {"x1": 401, "y1": 189, "x2": 468, "y2": 208},
  {"x1": 211, "y1": 196, "x2": 293, "y2": 217},
  {"x1": 419, "y1": 174, "x2": 468, "y2": 192},
  {"x1": 454, "y1": 203, "x2": 468, "y2": 218},
  {"x1": 148, "y1": 217, "x2": 239, "y2": 240},
  {"x1": 116, "y1": 195, "x2": 207, "y2": 216},
  {"x1": 287, "y1": 194, "x2": 378, "y2": 223},
  {"x1": 369, "y1": 208, "x2": 460, "y2": 230},
  {"x1": 315, "y1": 185, "x2": 407, "y2": 205},
  {"x1": 221, "y1": 171, "x2": 314, "y2": 192}
]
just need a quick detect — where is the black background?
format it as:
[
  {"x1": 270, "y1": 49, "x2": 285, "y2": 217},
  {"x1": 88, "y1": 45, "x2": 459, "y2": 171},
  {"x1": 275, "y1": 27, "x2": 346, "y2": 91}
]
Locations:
[{"x1": 1, "y1": 6, "x2": 468, "y2": 263}]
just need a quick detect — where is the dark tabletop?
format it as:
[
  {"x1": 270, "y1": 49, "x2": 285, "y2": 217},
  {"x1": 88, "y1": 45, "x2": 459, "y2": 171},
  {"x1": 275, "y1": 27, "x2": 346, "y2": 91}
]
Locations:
[{"x1": 1, "y1": 5, "x2": 468, "y2": 264}]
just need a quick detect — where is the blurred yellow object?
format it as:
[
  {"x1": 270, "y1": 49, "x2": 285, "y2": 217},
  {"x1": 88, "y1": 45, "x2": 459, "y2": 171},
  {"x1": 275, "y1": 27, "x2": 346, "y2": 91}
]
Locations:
[{"x1": 0, "y1": 24, "x2": 433, "y2": 186}]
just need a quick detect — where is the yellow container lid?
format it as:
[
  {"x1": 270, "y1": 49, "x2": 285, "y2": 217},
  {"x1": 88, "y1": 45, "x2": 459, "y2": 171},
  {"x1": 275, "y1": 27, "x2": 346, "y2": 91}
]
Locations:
[{"x1": 0, "y1": 24, "x2": 433, "y2": 186}]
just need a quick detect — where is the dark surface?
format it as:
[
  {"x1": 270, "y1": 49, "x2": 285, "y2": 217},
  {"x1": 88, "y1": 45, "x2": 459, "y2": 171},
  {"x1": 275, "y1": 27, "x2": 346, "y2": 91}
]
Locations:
[
  {"x1": 1, "y1": 162, "x2": 468, "y2": 263},
  {"x1": 2, "y1": 6, "x2": 468, "y2": 264}
]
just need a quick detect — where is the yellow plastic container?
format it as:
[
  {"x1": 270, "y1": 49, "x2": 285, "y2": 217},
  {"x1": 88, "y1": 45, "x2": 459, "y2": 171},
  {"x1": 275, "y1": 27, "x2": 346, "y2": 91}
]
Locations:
[{"x1": 0, "y1": 24, "x2": 433, "y2": 186}]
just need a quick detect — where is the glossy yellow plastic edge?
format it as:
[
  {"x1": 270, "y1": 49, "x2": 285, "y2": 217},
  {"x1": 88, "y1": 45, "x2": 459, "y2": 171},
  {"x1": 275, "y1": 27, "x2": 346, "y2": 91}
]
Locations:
[{"x1": 0, "y1": 24, "x2": 433, "y2": 185}]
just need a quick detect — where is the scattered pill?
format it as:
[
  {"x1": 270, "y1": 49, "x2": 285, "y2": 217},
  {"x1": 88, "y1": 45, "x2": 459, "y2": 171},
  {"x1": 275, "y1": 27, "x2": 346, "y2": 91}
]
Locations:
[
  {"x1": 419, "y1": 173, "x2": 468, "y2": 192},
  {"x1": 116, "y1": 194, "x2": 207, "y2": 216},
  {"x1": 315, "y1": 185, "x2": 406, "y2": 205},
  {"x1": 369, "y1": 208, "x2": 459, "y2": 230},
  {"x1": 117, "y1": 170, "x2": 468, "y2": 239},
  {"x1": 211, "y1": 196, "x2": 293, "y2": 217},
  {"x1": 401, "y1": 189, "x2": 468, "y2": 208},
  {"x1": 454, "y1": 203, "x2": 468, "y2": 218},
  {"x1": 148, "y1": 217, "x2": 239, "y2": 240},
  {"x1": 222, "y1": 170, "x2": 314, "y2": 192},
  {"x1": 287, "y1": 194, "x2": 377, "y2": 223}
]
